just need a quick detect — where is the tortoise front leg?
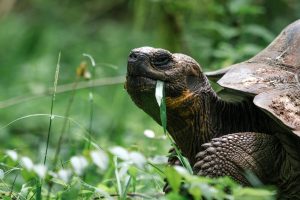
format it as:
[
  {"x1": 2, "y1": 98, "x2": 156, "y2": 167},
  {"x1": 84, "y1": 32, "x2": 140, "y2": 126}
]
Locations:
[{"x1": 193, "y1": 132, "x2": 282, "y2": 186}]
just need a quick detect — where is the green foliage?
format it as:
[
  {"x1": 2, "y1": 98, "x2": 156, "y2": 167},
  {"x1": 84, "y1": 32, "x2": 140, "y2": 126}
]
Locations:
[
  {"x1": 0, "y1": 147, "x2": 276, "y2": 199},
  {"x1": 164, "y1": 167, "x2": 276, "y2": 200},
  {"x1": 60, "y1": 178, "x2": 81, "y2": 200},
  {"x1": 165, "y1": 167, "x2": 182, "y2": 194},
  {"x1": 0, "y1": 0, "x2": 298, "y2": 199}
]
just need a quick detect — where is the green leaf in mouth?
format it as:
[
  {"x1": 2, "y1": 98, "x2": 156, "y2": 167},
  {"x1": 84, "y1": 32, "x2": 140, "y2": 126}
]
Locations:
[{"x1": 155, "y1": 80, "x2": 167, "y2": 134}]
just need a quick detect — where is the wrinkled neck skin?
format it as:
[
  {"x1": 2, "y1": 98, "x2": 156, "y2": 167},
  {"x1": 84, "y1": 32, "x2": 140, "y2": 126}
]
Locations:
[{"x1": 165, "y1": 75, "x2": 280, "y2": 165}]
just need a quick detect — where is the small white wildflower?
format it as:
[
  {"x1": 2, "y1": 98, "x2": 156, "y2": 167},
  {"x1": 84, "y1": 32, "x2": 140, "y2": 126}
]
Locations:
[
  {"x1": 58, "y1": 169, "x2": 72, "y2": 183},
  {"x1": 6, "y1": 150, "x2": 18, "y2": 161},
  {"x1": 33, "y1": 164, "x2": 47, "y2": 179},
  {"x1": 109, "y1": 146, "x2": 129, "y2": 160},
  {"x1": 51, "y1": 115, "x2": 55, "y2": 120},
  {"x1": 118, "y1": 163, "x2": 129, "y2": 178},
  {"x1": 20, "y1": 157, "x2": 34, "y2": 170},
  {"x1": 84, "y1": 71, "x2": 92, "y2": 79},
  {"x1": 143, "y1": 129, "x2": 155, "y2": 138},
  {"x1": 19, "y1": 184, "x2": 30, "y2": 198},
  {"x1": 129, "y1": 151, "x2": 146, "y2": 168},
  {"x1": 174, "y1": 166, "x2": 189, "y2": 176},
  {"x1": 90, "y1": 150, "x2": 109, "y2": 170},
  {"x1": 48, "y1": 171, "x2": 58, "y2": 178},
  {"x1": 0, "y1": 169, "x2": 4, "y2": 179},
  {"x1": 149, "y1": 155, "x2": 168, "y2": 164},
  {"x1": 70, "y1": 156, "x2": 88, "y2": 175}
]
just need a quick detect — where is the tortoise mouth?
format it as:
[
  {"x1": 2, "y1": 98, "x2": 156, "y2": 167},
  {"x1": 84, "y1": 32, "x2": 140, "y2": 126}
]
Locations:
[
  {"x1": 126, "y1": 58, "x2": 168, "y2": 92},
  {"x1": 126, "y1": 75, "x2": 157, "y2": 92}
]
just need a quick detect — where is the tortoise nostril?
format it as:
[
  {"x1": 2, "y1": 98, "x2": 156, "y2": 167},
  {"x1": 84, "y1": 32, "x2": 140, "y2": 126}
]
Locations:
[
  {"x1": 128, "y1": 51, "x2": 148, "y2": 63},
  {"x1": 129, "y1": 51, "x2": 138, "y2": 60}
]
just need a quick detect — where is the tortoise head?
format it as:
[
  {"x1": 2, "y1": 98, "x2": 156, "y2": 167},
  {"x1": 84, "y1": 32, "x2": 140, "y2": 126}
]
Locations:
[{"x1": 125, "y1": 47, "x2": 207, "y2": 124}]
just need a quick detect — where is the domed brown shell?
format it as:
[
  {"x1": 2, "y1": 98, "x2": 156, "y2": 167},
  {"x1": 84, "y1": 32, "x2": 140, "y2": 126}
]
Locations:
[{"x1": 216, "y1": 20, "x2": 300, "y2": 136}]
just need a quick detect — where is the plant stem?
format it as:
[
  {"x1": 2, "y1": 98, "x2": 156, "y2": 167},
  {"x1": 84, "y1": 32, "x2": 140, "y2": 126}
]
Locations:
[
  {"x1": 88, "y1": 90, "x2": 94, "y2": 150},
  {"x1": 114, "y1": 156, "x2": 122, "y2": 197},
  {"x1": 122, "y1": 176, "x2": 132, "y2": 200},
  {"x1": 9, "y1": 173, "x2": 18, "y2": 199},
  {"x1": 83, "y1": 53, "x2": 96, "y2": 150},
  {"x1": 44, "y1": 52, "x2": 61, "y2": 165},
  {"x1": 53, "y1": 79, "x2": 79, "y2": 167},
  {"x1": 0, "y1": 76, "x2": 124, "y2": 109}
]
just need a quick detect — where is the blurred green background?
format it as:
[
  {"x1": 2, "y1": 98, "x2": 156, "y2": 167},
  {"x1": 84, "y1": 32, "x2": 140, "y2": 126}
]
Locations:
[{"x1": 0, "y1": 0, "x2": 299, "y2": 161}]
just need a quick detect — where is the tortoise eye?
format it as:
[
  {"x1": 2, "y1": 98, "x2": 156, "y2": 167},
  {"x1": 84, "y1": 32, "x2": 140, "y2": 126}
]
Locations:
[{"x1": 153, "y1": 55, "x2": 170, "y2": 67}]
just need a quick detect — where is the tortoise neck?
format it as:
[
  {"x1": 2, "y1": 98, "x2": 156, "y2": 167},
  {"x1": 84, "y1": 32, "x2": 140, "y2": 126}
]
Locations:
[{"x1": 165, "y1": 84, "x2": 219, "y2": 165}]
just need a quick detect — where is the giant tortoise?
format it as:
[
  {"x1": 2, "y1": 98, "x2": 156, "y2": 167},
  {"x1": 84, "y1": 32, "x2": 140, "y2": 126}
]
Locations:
[{"x1": 125, "y1": 20, "x2": 300, "y2": 198}]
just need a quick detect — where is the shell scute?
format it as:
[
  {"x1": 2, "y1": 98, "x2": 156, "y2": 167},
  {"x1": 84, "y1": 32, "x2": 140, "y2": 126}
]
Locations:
[
  {"x1": 254, "y1": 88, "x2": 300, "y2": 135},
  {"x1": 217, "y1": 20, "x2": 300, "y2": 136}
]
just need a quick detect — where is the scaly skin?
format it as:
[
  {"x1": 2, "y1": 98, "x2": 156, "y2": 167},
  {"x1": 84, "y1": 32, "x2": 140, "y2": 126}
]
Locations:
[
  {"x1": 194, "y1": 132, "x2": 282, "y2": 185},
  {"x1": 195, "y1": 132, "x2": 300, "y2": 199},
  {"x1": 125, "y1": 47, "x2": 300, "y2": 198}
]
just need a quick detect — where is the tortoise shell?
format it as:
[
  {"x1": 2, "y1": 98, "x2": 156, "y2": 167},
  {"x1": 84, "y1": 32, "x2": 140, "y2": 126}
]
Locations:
[{"x1": 208, "y1": 20, "x2": 300, "y2": 136}]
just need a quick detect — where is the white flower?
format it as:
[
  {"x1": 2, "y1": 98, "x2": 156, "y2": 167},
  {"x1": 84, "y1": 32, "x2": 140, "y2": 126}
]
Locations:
[
  {"x1": 90, "y1": 150, "x2": 109, "y2": 170},
  {"x1": 129, "y1": 152, "x2": 146, "y2": 168},
  {"x1": 20, "y1": 157, "x2": 34, "y2": 170},
  {"x1": 6, "y1": 150, "x2": 18, "y2": 161},
  {"x1": 149, "y1": 155, "x2": 168, "y2": 165},
  {"x1": 84, "y1": 71, "x2": 92, "y2": 79},
  {"x1": 143, "y1": 129, "x2": 155, "y2": 138},
  {"x1": 109, "y1": 146, "x2": 129, "y2": 160},
  {"x1": 19, "y1": 184, "x2": 30, "y2": 198},
  {"x1": 118, "y1": 163, "x2": 130, "y2": 178},
  {"x1": 33, "y1": 164, "x2": 47, "y2": 179},
  {"x1": 0, "y1": 169, "x2": 4, "y2": 179},
  {"x1": 70, "y1": 156, "x2": 88, "y2": 175},
  {"x1": 174, "y1": 166, "x2": 189, "y2": 176},
  {"x1": 110, "y1": 147, "x2": 147, "y2": 168},
  {"x1": 58, "y1": 169, "x2": 72, "y2": 183},
  {"x1": 48, "y1": 171, "x2": 58, "y2": 178}
]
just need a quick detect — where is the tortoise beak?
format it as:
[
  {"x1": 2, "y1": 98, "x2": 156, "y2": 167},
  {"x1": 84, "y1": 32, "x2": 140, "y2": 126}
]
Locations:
[
  {"x1": 127, "y1": 50, "x2": 166, "y2": 81},
  {"x1": 128, "y1": 51, "x2": 148, "y2": 64},
  {"x1": 127, "y1": 51, "x2": 150, "y2": 77}
]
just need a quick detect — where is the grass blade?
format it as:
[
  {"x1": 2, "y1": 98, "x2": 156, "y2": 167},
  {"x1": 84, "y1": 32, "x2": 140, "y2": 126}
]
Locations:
[
  {"x1": 53, "y1": 76, "x2": 79, "y2": 167},
  {"x1": 114, "y1": 156, "x2": 122, "y2": 197},
  {"x1": 9, "y1": 173, "x2": 18, "y2": 198},
  {"x1": 122, "y1": 176, "x2": 132, "y2": 200},
  {"x1": 147, "y1": 162, "x2": 164, "y2": 175},
  {"x1": 36, "y1": 180, "x2": 42, "y2": 200},
  {"x1": 83, "y1": 53, "x2": 96, "y2": 150},
  {"x1": 44, "y1": 52, "x2": 61, "y2": 165}
]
